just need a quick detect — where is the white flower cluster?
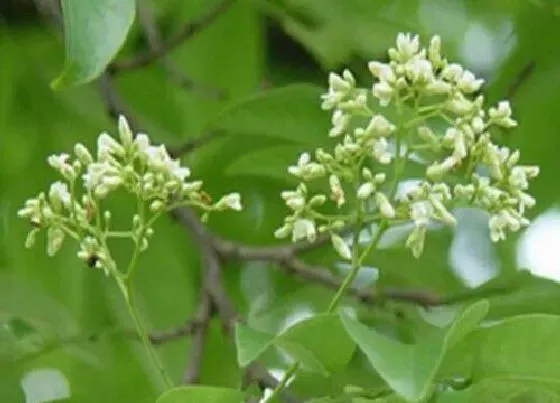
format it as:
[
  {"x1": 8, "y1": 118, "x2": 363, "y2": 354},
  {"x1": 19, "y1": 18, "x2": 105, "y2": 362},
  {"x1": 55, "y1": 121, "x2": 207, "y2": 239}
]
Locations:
[
  {"x1": 18, "y1": 116, "x2": 242, "y2": 273},
  {"x1": 276, "y1": 33, "x2": 539, "y2": 259}
]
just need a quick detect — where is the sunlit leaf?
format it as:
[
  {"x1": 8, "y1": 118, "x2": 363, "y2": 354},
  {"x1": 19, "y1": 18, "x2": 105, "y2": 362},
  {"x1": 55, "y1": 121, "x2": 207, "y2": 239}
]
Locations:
[
  {"x1": 234, "y1": 322, "x2": 274, "y2": 367},
  {"x1": 207, "y1": 84, "x2": 330, "y2": 145},
  {"x1": 52, "y1": 0, "x2": 136, "y2": 88},
  {"x1": 341, "y1": 301, "x2": 488, "y2": 402}
]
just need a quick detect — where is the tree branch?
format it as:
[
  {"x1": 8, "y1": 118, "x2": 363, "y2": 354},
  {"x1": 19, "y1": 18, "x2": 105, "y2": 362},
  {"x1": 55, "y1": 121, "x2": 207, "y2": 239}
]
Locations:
[
  {"x1": 135, "y1": 0, "x2": 226, "y2": 100},
  {"x1": 110, "y1": 0, "x2": 237, "y2": 73}
]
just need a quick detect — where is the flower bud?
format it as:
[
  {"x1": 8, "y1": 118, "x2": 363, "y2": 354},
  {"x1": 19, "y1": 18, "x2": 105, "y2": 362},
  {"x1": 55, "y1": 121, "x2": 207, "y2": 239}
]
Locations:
[
  {"x1": 74, "y1": 143, "x2": 93, "y2": 165},
  {"x1": 376, "y1": 192, "x2": 396, "y2": 218},
  {"x1": 46, "y1": 226, "x2": 65, "y2": 257},
  {"x1": 331, "y1": 233, "x2": 352, "y2": 260},
  {"x1": 118, "y1": 115, "x2": 133, "y2": 147},
  {"x1": 357, "y1": 182, "x2": 375, "y2": 200}
]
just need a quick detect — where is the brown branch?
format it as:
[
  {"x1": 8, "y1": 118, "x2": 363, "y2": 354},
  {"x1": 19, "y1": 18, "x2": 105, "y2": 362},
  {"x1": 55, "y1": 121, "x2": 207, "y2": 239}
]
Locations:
[
  {"x1": 182, "y1": 290, "x2": 212, "y2": 384},
  {"x1": 148, "y1": 320, "x2": 201, "y2": 345},
  {"x1": 135, "y1": 0, "x2": 226, "y2": 100},
  {"x1": 110, "y1": 0, "x2": 237, "y2": 73},
  {"x1": 170, "y1": 207, "x2": 443, "y2": 307},
  {"x1": 506, "y1": 60, "x2": 536, "y2": 100},
  {"x1": 97, "y1": 73, "x2": 141, "y2": 132},
  {"x1": 168, "y1": 130, "x2": 224, "y2": 158}
]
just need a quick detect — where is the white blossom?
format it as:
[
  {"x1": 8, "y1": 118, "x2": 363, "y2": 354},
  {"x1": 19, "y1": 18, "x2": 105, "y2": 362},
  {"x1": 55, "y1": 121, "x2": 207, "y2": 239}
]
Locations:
[
  {"x1": 331, "y1": 233, "x2": 352, "y2": 260},
  {"x1": 372, "y1": 138, "x2": 392, "y2": 164},
  {"x1": 293, "y1": 219, "x2": 316, "y2": 242},
  {"x1": 216, "y1": 193, "x2": 243, "y2": 211},
  {"x1": 48, "y1": 181, "x2": 71, "y2": 211}
]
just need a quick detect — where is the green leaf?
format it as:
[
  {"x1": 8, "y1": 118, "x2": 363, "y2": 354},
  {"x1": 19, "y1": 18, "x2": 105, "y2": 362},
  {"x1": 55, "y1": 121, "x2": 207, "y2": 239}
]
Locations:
[
  {"x1": 472, "y1": 314, "x2": 560, "y2": 392},
  {"x1": 225, "y1": 145, "x2": 304, "y2": 180},
  {"x1": 207, "y1": 84, "x2": 330, "y2": 146},
  {"x1": 156, "y1": 386, "x2": 245, "y2": 403},
  {"x1": 234, "y1": 322, "x2": 275, "y2": 367},
  {"x1": 235, "y1": 314, "x2": 355, "y2": 375},
  {"x1": 51, "y1": 0, "x2": 136, "y2": 89},
  {"x1": 341, "y1": 301, "x2": 488, "y2": 402},
  {"x1": 0, "y1": 273, "x2": 77, "y2": 336},
  {"x1": 276, "y1": 314, "x2": 356, "y2": 375}
]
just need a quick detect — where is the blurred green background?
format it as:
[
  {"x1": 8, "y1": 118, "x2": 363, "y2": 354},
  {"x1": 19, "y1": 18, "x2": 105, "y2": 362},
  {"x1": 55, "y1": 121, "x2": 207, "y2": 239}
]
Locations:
[{"x1": 2, "y1": 0, "x2": 560, "y2": 401}]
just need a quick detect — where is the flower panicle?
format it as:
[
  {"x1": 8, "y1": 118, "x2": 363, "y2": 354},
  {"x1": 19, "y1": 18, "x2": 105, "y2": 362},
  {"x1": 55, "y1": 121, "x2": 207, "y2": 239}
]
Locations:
[{"x1": 276, "y1": 32, "x2": 539, "y2": 259}]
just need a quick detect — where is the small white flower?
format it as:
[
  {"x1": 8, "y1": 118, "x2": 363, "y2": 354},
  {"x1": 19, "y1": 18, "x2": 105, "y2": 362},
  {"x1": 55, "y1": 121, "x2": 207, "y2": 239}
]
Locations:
[
  {"x1": 46, "y1": 226, "x2": 65, "y2": 257},
  {"x1": 274, "y1": 224, "x2": 292, "y2": 239},
  {"x1": 328, "y1": 72, "x2": 352, "y2": 92},
  {"x1": 471, "y1": 116, "x2": 485, "y2": 133},
  {"x1": 331, "y1": 233, "x2": 352, "y2": 260},
  {"x1": 428, "y1": 35, "x2": 443, "y2": 67},
  {"x1": 293, "y1": 218, "x2": 316, "y2": 242},
  {"x1": 405, "y1": 224, "x2": 427, "y2": 258},
  {"x1": 425, "y1": 80, "x2": 452, "y2": 95},
  {"x1": 288, "y1": 152, "x2": 326, "y2": 180},
  {"x1": 372, "y1": 138, "x2": 392, "y2": 164},
  {"x1": 429, "y1": 195, "x2": 456, "y2": 225},
  {"x1": 74, "y1": 143, "x2": 93, "y2": 165},
  {"x1": 456, "y1": 70, "x2": 484, "y2": 93},
  {"x1": 368, "y1": 62, "x2": 396, "y2": 83},
  {"x1": 454, "y1": 184, "x2": 475, "y2": 199},
  {"x1": 47, "y1": 153, "x2": 75, "y2": 180},
  {"x1": 18, "y1": 197, "x2": 42, "y2": 222},
  {"x1": 410, "y1": 200, "x2": 433, "y2": 226},
  {"x1": 372, "y1": 81, "x2": 394, "y2": 106},
  {"x1": 405, "y1": 59, "x2": 434, "y2": 83},
  {"x1": 329, "y1": 175, "x2": 345, "y2": 207},
  {"x1": 25, "y1": 228, "x2": 39, "y2": 249},
  {"x1": 118, "y1": 115, "x2": 133, "y2": 146},
  {"x1": 489, "y1": 101, "x2": 517, "y2": 128},
  {"x1": 166, "y1": 159, "x2": 191, "y2": 181},
  {"x1": 48, "y1": 181, "x2": 71, "y2": 211},
  {"x1": 329, "y1": 110, "x2": 350, "y2": 137},
  {"x1": 441, "y1": 63, "x2": 463, "y2": 82},
  {"x1": 375, "y1": 192, "x2": 395, "y2": 218},
  {"x1": 97, "y1": 133, "x2": 125, "y2": 159},
  {"x1": 365, "y1": 115, "x2": 396, "y2": 137},
  {"x1": 447, "y1": 93, "x2": 474, "y2": 116},
  {"x1": 83, "y1": 162, "x2": 120, "y2": 192},
  {"x1": 282, "y1": 191, "x2": 306, "y2": 211},
  {"x1": 135, "y1": 133, "x2": 151, "y2": 153},
  {"x1": 393, "y1": 33, "x2": 420, "y2": 62},
  {"x1": 357, "y1": 182, "x2": 375, "y2": 200},
  {"x1": 216, "y1": 193, "x2": 242, "y2": 211}
]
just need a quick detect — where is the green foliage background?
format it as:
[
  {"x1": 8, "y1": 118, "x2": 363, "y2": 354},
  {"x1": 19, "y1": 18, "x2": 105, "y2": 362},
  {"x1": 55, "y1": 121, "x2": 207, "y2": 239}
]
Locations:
[{"x1": 2, "y1": 0, "x2": 560, "y2": 402}]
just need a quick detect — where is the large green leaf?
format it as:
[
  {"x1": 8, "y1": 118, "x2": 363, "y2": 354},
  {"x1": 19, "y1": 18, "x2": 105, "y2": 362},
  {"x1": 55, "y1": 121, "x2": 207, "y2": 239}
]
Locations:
[
  {"x1": 472, "y1": 314, "x2": 560, "y2": 392},
  {"x1": 341, "y1": 301, "x2": 489, "y2": 402},
  {"x1": 235, "y1": 314, "x2": 355, "y2": 375},
  {"x1": 0, "y1": 273, "x2": 77, "y2": 337},
  {"x1": 225, "y1": 145, "x2": 304, "y2": 181},
  {"x1": 156, "y1": 386, "x2": 244, "y2": 403},
  {"x1": 52, "y1": 0, "x2": 136, "y2": 88},
  {"x1": 276, "y1": 314, "x2": 356, "y2": 375},
  {"x1": 207, "y1": 84, "x2": 330, "y2": 145},
  {"x1": 234, "y1": 322, "x2": 275, "y2": 367}
]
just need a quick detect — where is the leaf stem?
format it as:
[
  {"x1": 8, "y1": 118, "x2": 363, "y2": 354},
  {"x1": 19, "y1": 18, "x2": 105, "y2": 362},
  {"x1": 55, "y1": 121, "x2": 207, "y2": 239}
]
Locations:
[
  {"x1": 264, "y1": 362, "x2": 299, "y2": 402},
  {"x1": 126, "y1": 285, "x2": 174, "y2": 389}
]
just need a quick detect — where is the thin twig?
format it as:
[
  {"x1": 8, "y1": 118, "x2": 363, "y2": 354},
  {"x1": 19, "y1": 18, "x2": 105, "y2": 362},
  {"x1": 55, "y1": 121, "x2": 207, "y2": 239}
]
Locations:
[
  {"x1": 110, "y1": 0, "x2": 237, "y2": 73},
  {"x1": 182, "y1": 290, "x2": 212, "y2": 384},
  {"x1": 170, "y1": 207, "x2": 443, "y2": 307},
  {"x1": 148, "y1": 319, "x2": 201, "y2": 346},
  {"x1": 506, "y1": 60, "x2": 536, "y2": 100},
  {"x1": 135, "y1": 0, "x2": 226, "y2": 99},
  {"x1": 97, "y1": 73, "x2": 140, "y2": 132},
  {"x1": 168, "y1": 130, "x2": 224, "y2": 158}
]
